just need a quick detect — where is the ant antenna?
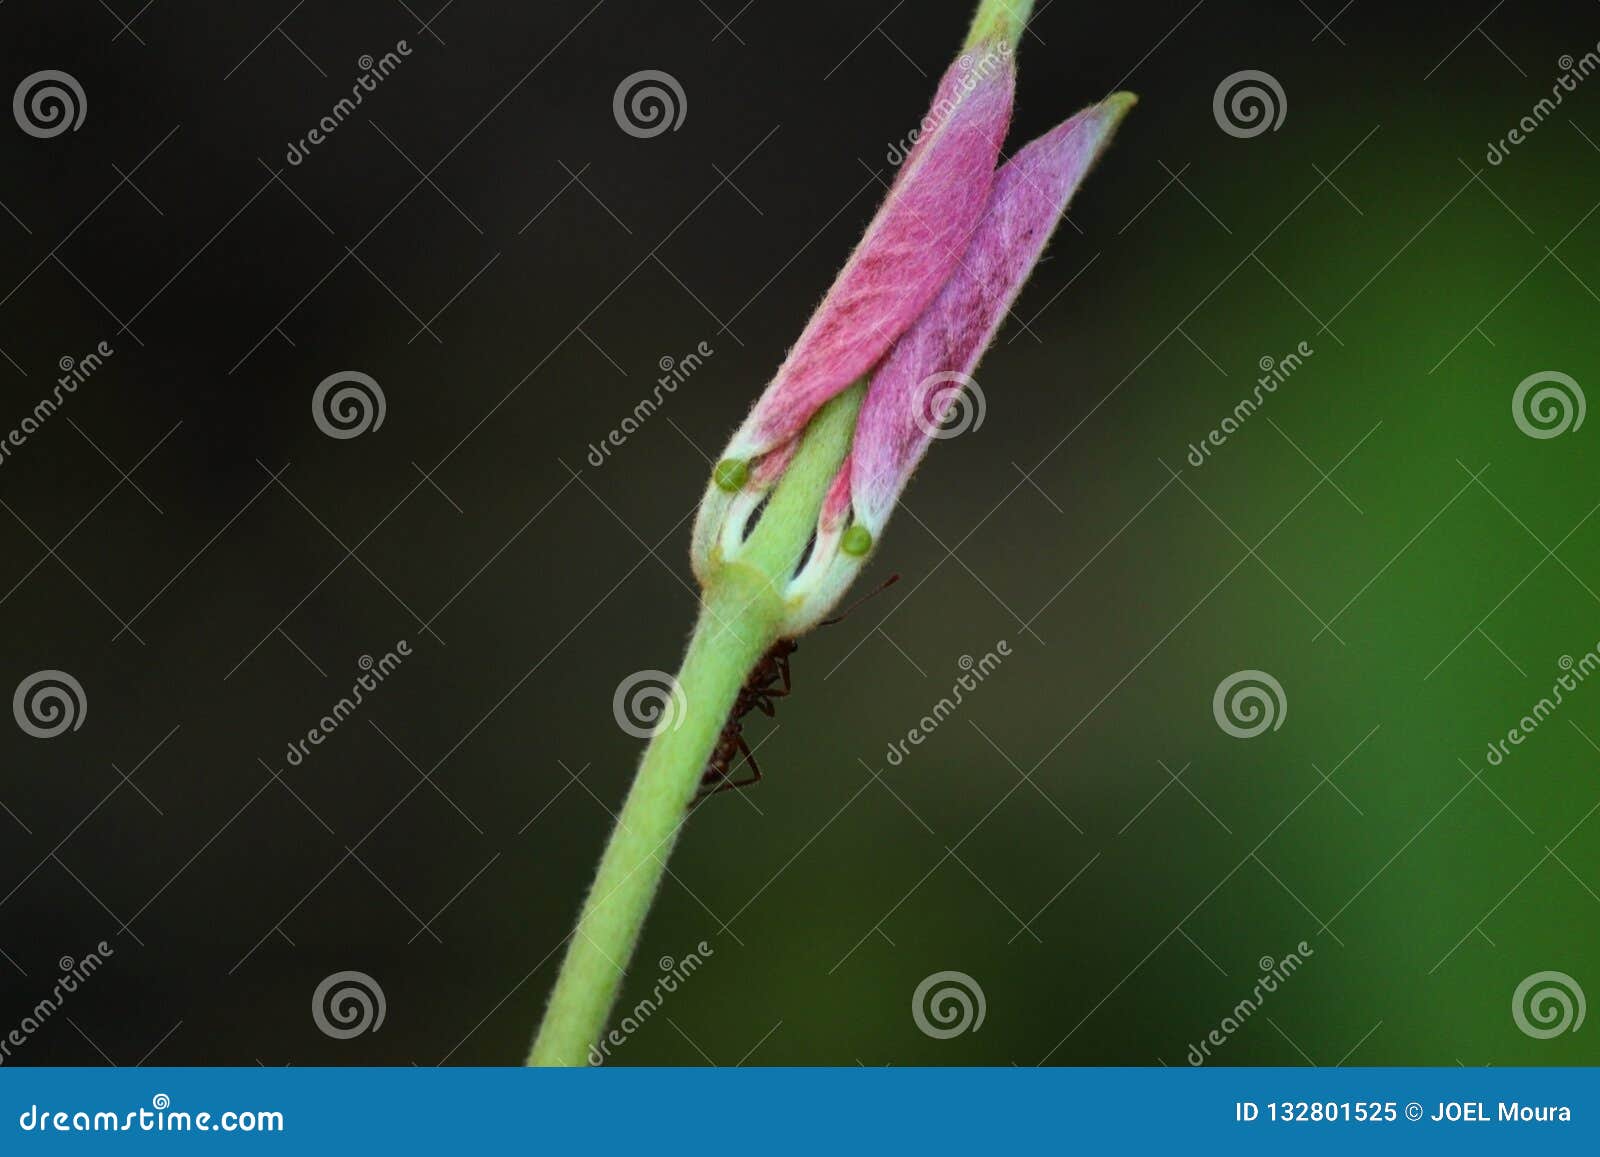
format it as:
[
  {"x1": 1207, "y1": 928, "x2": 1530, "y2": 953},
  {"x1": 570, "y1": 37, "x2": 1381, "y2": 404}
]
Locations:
[{"x1": 819, "y1": 572, "x2": 901, "y2": 627}]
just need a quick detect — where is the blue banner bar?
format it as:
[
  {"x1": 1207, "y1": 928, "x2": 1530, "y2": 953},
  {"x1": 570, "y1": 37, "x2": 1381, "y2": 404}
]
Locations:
[{"x1": 0, "y1": 1068, "x2": 1595, "y2": 1152}]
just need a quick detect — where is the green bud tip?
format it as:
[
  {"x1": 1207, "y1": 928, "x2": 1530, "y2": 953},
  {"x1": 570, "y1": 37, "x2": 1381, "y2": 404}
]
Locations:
[
  {"x1": 965, "y1": 0, "x2": 1033, "y2": 50},
  {"x1": 841, "y1": 525, "x2": 873, "y2": 557},
  {"x1": 1101, "y1": 91, "x2": 1139, "y2": 121},
  {"x1": 713, "y1": 459, "x2": 749, "y2": 493}
]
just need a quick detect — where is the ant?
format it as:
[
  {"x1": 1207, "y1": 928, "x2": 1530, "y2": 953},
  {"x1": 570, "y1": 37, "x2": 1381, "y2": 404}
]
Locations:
[{"x1": 692, "y1": 574, "x2": 900, "y2": 807}]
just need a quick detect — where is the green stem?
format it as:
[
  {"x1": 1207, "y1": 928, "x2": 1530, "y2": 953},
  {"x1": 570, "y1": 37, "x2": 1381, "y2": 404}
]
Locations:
[
  {"x1": 527, "y1": 570, "x2": 777, "y2": 1066},
  {"x1": 528, "y1": 383, "x2": 865, "y2": 1066}
]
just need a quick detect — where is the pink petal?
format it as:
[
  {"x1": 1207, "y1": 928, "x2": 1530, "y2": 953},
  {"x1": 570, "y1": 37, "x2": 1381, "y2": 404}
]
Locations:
[
  {"x1": 723, "y1": 47, "x2": 1016, "y2": 463},
  {"x1": 851, "y1": 94, "x2": 1136, "y2": 533},
  {"x1": 821, "y1": 453, "x2": 854, "y2": 531}
]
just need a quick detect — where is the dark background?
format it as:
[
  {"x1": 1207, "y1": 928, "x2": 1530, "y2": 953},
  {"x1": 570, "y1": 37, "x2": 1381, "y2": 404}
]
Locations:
[{"x1": 2, "y1": 0, "x2": 1599, "y2": 1065}]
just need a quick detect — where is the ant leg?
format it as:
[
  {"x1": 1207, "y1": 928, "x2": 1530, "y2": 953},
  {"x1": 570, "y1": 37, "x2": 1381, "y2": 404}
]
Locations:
[
  {"x1": 818, "y1": 574, "x2": 900, "y2": 626},
  {"x1": 690, "y1": 732, "x2": 762, "y2": 806},
  {"x1": 691, "y1": 736, "x2": 732, "y2": 805},
  {"x1": 692, "y1": 769, "x2": 730, "y2": 806},
  {"x1": 722, "y1": 734, "x2": 762, "y2": 791},
  {"x1": 751, "y1": 654, "x2": 792, "y2": 718}
]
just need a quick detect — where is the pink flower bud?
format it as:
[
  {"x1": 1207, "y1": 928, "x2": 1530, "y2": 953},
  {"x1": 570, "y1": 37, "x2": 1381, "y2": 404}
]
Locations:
[{"x1": 693, "y1": 3, "x2": 1133, "y2": 636}]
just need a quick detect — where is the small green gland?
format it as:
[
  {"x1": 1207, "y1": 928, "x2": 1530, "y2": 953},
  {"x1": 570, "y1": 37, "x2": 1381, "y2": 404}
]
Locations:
[
  {"x1": 841, "y1": 525, "x2": 873, "y2": 557},
  {"x1": 713, "y1": 458, "x2": 749, "y2": 493}
]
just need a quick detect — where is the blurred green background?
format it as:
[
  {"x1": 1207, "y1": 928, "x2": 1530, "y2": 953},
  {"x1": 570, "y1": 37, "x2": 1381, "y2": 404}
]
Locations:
[{"x1": 0, "y1": 0, "x2": 1597, "y2": 1066}]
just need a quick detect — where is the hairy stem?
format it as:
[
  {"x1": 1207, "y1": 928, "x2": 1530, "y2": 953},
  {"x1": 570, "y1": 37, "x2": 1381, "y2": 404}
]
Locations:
[
  {"x1": 527, "y1": 571, "x2": 777, "y2": 1066},
  {"x1": 528, "y1": 384, "x2": 865, "y2": 1066}
]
